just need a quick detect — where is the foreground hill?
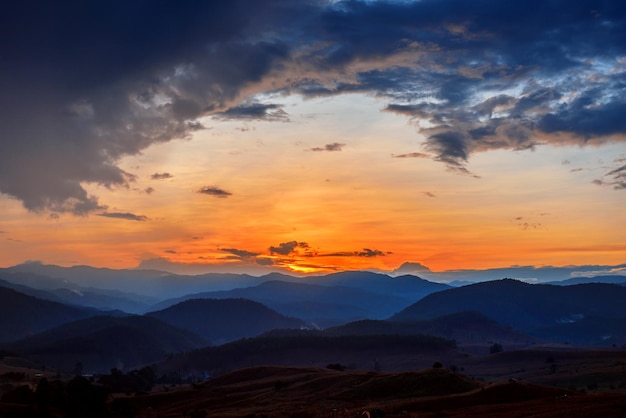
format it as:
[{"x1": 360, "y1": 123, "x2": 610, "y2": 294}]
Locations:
[
  {"x1": 151, "y1": 280, "x2": 415, "y2": 327},
  {"x1": 104, "y1": 366, "x2": 625, "y2": 418},
  {"x1": 157, "y1": 333, "x2": 458, "y2": 375},
  {"x1": 147, "y1": 366, "x2": 479, "y2": 417},
  {"x1": 0, "y1": 286, "x2": 96, "y2": 343},
  {"x1": 147, "y1": 298, "x2": 306, "y2": 344},
  {"x1": 391, "y1": 279, "x2": 626, "y2": 345},
  {"x1": 4, "y1": 315, "x2": 207, "y2": 373}
]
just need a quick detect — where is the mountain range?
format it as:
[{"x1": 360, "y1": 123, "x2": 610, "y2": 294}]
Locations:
[{"x1": 2, "y1": 263, "x2": 626, "y2": 375}]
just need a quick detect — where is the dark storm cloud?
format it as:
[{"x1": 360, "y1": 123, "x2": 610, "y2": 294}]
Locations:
[
  {"x1": 269, "y1": 241, "x2": 310, "y2": 256},
  {"x1": 197, "y1": 186, "x2": 232, "y2": 198},
  {"x1": 214, "y1": 103, "x2": 289, "y2": 121},
  {"x1": 0, "y1": 1, "x2": 315, "y2": 214},
  {"x1": 151, "y1": 173, "x2": 173, "y2": 180},
  {"x1": 310, "y1": 143, "x2": 346, "y2": 152},
  {"x1": 3, "y1": 0, "x2": 626, "y2": 215},
  {"x1": 97, "y1": 212, "x2": 149, "y2": 222}
]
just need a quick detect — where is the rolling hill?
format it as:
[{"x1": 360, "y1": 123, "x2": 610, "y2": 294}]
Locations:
[
  {"x1": 391, "y1": 279, "x2": 626, "y2": 345},
  {"x1": 158, "y1": 332, "x2": 458, "y2": 375},
  {"x1": 146, "y1": 298, "x2": 306, "y2": 344},
  {"x1": 0, "y1": 286, "x2": 97, "y2": 343},
  {"x1": 324, "y1": 310, "x2": 534, "y2": 350},
  {"x1": 4, "y1": 315, "x2": 208, "y2": 373}
]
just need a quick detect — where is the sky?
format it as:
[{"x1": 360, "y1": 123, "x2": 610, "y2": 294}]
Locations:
[{"x1": 1, "y1": 0, "x2": 625, "y2": 276}]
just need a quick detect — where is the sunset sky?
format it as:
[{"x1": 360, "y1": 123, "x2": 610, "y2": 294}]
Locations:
[{"x1": 1, "y1": 0, "x2": 625, "y2": 275}]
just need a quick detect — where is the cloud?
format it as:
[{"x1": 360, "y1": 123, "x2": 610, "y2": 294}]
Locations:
[
  {"x1": 213, "y1": 103, "x2": 289, "y2": 121},
  {"x1": 197, "y1": 186, "x2": 232, "y2": 198},
  {"x1": 221, "y1": 248, "x2": 260, "y2": 258},
  {"x1": 424, "y1": 192, "x2": 436, "y2": 198},
  {"x1": 164, "y1": 249, "x2": 177, "y2": 254},
  {"x1": 392, "y1": 152, "x2": 430, "y2": 159},
  {"x1": 594, "y1": 163, "x2": 626, "y2": 190},
  {"x1": 97, "y1": 212, "x2": 149, "y2": 221},
  {"x1": 151, "y1": 173, "x2": 173, "y2": 180},
  {"x1": 321, "y1": 248, "x2": 387, "y2": 258},
  {"x1": 4, "y1": 0, "x2": 626, "y2": 217},
  {"x1": 310, "y1": 142, "x2": 346, "y2": 152},
  {"x1": 269, "y1": 241, "x2": 310, "y2": 256}
]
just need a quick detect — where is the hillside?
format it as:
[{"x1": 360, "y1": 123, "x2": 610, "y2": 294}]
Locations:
[
  {"x1": 151, "y1": 280, "x2": 415, "y2": 327},
  {"x1": 147, "y1": 298, "x2": 306, "y2": 344},
  {"x1": 157, "y1": 332, "x2": 458, "y2": 375},
  {"x1": 4, "y1": 315, "x2": 208, "y2": 373},
  {"x1": 391, "y1": 280, "x2": 626, "y2": 345},
  {"x1": 0, "y1": 286, "x2": 96, "y2": 343},
  {"x1": 101, "y1": 365, "x2": 626, "y2": 417},
  {"x1": 325, "y1": 311, "x2": 533, "y2": 350}
]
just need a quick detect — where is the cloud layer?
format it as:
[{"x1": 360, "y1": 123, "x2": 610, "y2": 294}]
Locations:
[{"x1": 2, "y1": 0, "x2": 626, "y2": 214}]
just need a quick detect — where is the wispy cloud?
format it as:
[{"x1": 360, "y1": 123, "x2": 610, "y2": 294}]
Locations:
[
  {"x1": 316, "y1": 248, "x2": 388, "y2": 258},
  {"x1": 310, "y1": 142, "x2": 345, "y2": 152},
  {"x1": 221, "y1": 248, "x2": 260, "y2": 258},
  {"x1": 151, "y1": 173, "x2": 173, "y2": 180},
  {"x1": 98, "y1": 212, "x2": 149, "y2": 221},
  {"x1": 392, "y1": 152, "x2": 430, "y2": 159},
  {"x1": 197, "y1": 186, "x2": 232, "y2": 198}
]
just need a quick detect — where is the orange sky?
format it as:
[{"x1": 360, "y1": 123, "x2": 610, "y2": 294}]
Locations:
[{"x1": 1, "y1": 94, "x2": 624, "y2": 275}]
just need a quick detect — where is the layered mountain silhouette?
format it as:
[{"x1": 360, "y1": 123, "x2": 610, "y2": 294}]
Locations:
[
  {"x1": 0, "y1": 274, "x2": 155, "y2": 314},
  {"x1": 1, "y1": 263, "x2": 448, "y2": 309},
  {"x1": 147, "y1": 298, "x2": 306, "y2": 345},
  {"x1": 324, "y1": 310, "x2": 532, "y2": 348},
  {"x1": 392, "y1": 279, "x2": 626, "y2": 345},
  {"x1": 151, "y1": 280, "x2": 418, "y2": 327},
  {"x1": 4, "y1": 263, "x2": 626, "y2": 377}
]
